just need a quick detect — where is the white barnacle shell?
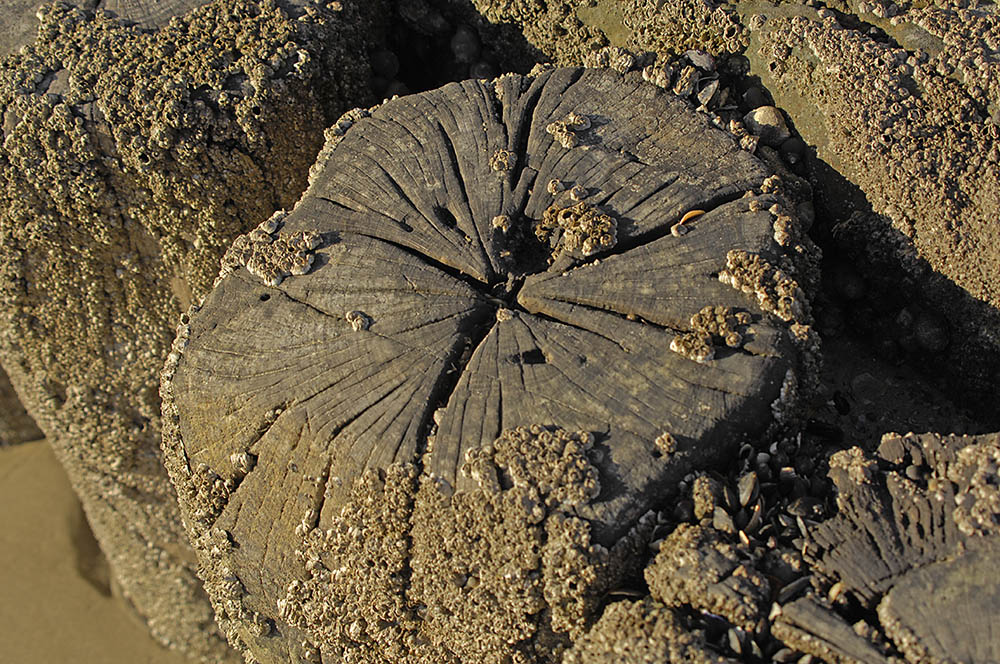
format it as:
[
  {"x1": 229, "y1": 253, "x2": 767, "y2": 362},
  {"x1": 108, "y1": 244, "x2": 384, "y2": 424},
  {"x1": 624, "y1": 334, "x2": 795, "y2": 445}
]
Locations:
[
  {"x1": 288, "y1": 254, "x2": 315, "y2": 276},
  {"x1": 559, "y1": 132, "x2": 578, "y2": 149},
  {"x1": 566, "y1": 111, "x2": 591, "y2": 130},
  {"x1": 259, "y1": 211, "x2": 285, "y2": 235},
  {"x1": 345, "y1": 310, "x2": 371, "y2": 331}
]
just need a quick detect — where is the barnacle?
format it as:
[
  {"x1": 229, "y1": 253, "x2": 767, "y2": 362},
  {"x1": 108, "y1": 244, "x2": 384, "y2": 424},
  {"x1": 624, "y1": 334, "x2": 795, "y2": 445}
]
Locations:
[
  {"x1": 222, "y1": 221, "x2": 322, "y2": 288},
  {"x1": 536, "y1": 201, "x2": 618, "y2": 257},
  {"x1": 669, "y1": 305, "x2": 749, "y2": 363},
  {"x1": 490, "y1": 148, "x2": 516, "y2": 172}
]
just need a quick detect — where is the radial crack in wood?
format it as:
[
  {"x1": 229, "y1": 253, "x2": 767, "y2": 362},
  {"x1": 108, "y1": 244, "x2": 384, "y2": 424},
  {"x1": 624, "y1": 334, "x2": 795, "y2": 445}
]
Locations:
[{"x1": 162, "y1": 67, "x2": 817, "y2": 663}]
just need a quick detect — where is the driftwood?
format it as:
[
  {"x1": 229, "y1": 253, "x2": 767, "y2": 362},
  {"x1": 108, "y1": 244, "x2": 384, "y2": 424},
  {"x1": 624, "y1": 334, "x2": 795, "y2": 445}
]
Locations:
[
  {"x1": 162, "y1": 66, "x2": 816, "y2": 663},
  {"x1": 0, "y1": 1, "x2": 380, "y2": 660},
  {"x1": 772, "y1": 432, "x2": 1000, "y2": 664}
]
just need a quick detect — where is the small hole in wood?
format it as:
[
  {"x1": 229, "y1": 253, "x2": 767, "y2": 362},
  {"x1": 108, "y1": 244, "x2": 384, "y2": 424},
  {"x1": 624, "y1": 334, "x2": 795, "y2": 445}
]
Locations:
[
  {"x1": 518, "y1": 349, "x2": 546, "y2": 365},
  {"x1": 434, "y1": 206, "x2": 458, "y2": 229}
]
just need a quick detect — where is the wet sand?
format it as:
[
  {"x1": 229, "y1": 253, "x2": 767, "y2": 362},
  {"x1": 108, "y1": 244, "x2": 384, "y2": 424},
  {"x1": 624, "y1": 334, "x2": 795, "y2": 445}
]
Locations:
[{"x1": 0, "y1": 440, "x2": 193, "y2": 664}]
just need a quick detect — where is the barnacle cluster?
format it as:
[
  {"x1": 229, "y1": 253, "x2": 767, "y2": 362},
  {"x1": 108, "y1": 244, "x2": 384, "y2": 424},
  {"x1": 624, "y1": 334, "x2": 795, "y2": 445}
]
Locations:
[
  {"x1": 221, "y1": 213, "x2": 322, "y2": 287},
  {"x1": 345, "y1": 310, "x2": 372, "y2": 332},
  {"x1": 278, "y1": 426, "x2": 653, "y2": 663},
  {"x1": 545, "y1": 111, "x2": 591, "y2": 149},
  {"x1": 562, "y1": 597, "x2": 735, "y2": 664},
  {"x1": 669, "y1": 305, "x2": 751, "y2": 364},
  {"x1": 718, "y1": 250, "x2": 807, "y2": 323},
  {"x1": 934, "y1": 440, "x2": 1000, "y2": 537},
  {"x1": 536, "y1": 201, "x2": 617, "y2": 257},
  {"x1": 489, "y1": 148, "x2": 516, "y2": 172}
]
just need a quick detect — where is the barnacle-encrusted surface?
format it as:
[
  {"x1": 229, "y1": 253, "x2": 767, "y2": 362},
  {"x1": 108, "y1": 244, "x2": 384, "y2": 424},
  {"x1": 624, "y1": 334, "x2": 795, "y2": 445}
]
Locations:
[
  {"x1": 562, "y1": 597, "x2": 738, "y2": 664},
  {"x1": 221, "y1": 213, "x2": 323, "y2": 287},
  {"x1": 747, "y1": 5, "x2": 1000, "y2": 417},
  {"x1": 162, "y1": 67, "x2": 815, "y2": 663},
  {"x1": 789, "y1": 431, "x2": 1000, "y2": 664},
  {"x1": 670, "y1": 305, "x2": 752, "y2": 364},
  {"x1": 645, "y1": 523, "x2": 770, "y2": 632},
  {"x1": 0, "y1": 0, "x2": 380, "y2": 659},
  {"x1": 461, "y1": 0, "x2": 1000, "y2": 422}
]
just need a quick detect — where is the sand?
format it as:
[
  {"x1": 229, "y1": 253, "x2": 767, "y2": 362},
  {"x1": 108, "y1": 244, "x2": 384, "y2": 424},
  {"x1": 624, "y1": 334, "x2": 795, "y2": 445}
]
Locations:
[{"x1": 0, "y1": 440, "x2": 194, "y2": 664}]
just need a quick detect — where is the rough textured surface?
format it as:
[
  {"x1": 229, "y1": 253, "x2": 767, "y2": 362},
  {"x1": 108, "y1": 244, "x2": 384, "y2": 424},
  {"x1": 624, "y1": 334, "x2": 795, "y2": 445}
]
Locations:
[
  {"x1": 791, "y1": 431, "x2": 1000, "y2": 664},
  {"x1": 0, "y1": 0, "x2": 382, "y2": 659},
  {"x1": 771, "y1": 594, "x2": 891, "y2": 664},
  {"x1": 747, "y1": 5, "x2": 1000, "y2": 420},
  {"x1": 562, "y1": 597, "x2": 737, "y2": 664},
  {"x1": 455, "y1": 0, "x2": 1000, "y2": 421},
  {"x1": 162, "y1": 67, "x2": 817, "y2": 663},
  {"x1": 0, "y1": 365, "x2": 42, "y2": 445},
  {"x1": 645, "y1": 523, "x2": 770, "y2": 632}
]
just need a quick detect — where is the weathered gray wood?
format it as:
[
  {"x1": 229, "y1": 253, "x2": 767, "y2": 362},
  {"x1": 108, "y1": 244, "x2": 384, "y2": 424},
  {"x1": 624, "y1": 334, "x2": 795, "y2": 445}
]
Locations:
[
  {"x1": 99, "y1": 0, "x2": 210, "y2": 27},
  {"x1": 771, "y1": 595, "x2": 889, "y2": 664},
  {"x1": 163, "y1": 67, "x2": 813, "y2": 663},
  {"x1": 0, "y1": 1, "x2": 381, "y2": 661},
  {"x1": 880, "y1": 537, "x2": 1000, "y2": 664},
  {"x1": 799, "y1": 432, "x2": 1000, "y2": 663}
]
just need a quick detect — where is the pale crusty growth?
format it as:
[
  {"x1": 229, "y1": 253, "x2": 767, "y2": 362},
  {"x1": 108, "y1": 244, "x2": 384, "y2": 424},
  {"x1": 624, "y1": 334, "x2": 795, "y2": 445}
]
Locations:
[
  {"x1": 278, "y1": 463, "x2": 445, "y2": 664},
  {"x1": 468, "y1": 0, "x2": 746, "y2": 65},
  {"x1": 691, "y1": 473, "x2": 722, "y2": 521},
  {"x1": 718, "y1": 250, "x2": 807, "y2": 324},
  {"x1": 221, "y1": 213, "x2": 322, "y2": 287},
  {"x1": 828, "y1": 447, "x2": 879, "y2": 489},
  {"x1": 620, "y1": 0, "x2": 747, "y2": 56},
  {"x1": 670, "y1": 305, "x2": 750, "y2": 364},
  {"x1": 272, "y1": 426, "x2": 652, "y2": 664},
  {"x1": 466, "y1": 0, "x2": 608, "y2": 65},
  {"x1": 669, "y1": 331, "x2": 715, "y2": 364},
  {"x1": 545, "y1": 111, "x2": 591, "y2": 149},
  {"x1": 747, "y1": 7, "x2": 1000, "y2": 414},
  {"x1": 410, "y1": 425, "x2": 650, "y2": 662},
  {"x1": 535, "y1": 201, "x2": 617, "y2": 258},
  {"x1": 562, "y1": 598, "x2": 737, "y2": 664},
  {"x1": 654, "y1": 432, "x2": 677, "y2": 456},
  {"x1": 0, "y1": 0, "x2": 380, "y2": 659},
  {"x1": 489, "y1": 148, "x2": 516, "y2": 172},
  {"x1": 939, "y1": 440, "x2": 1000, "y2": 537},
  {"x1": 645, "y1": 523, "x2": 770, "y2": 632}
]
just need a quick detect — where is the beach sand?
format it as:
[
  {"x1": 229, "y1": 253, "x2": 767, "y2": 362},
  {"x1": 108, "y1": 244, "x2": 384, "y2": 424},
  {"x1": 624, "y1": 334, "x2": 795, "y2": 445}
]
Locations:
[{"x1": 0, "y1": 440, "x2": 194, "y2": 664}]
